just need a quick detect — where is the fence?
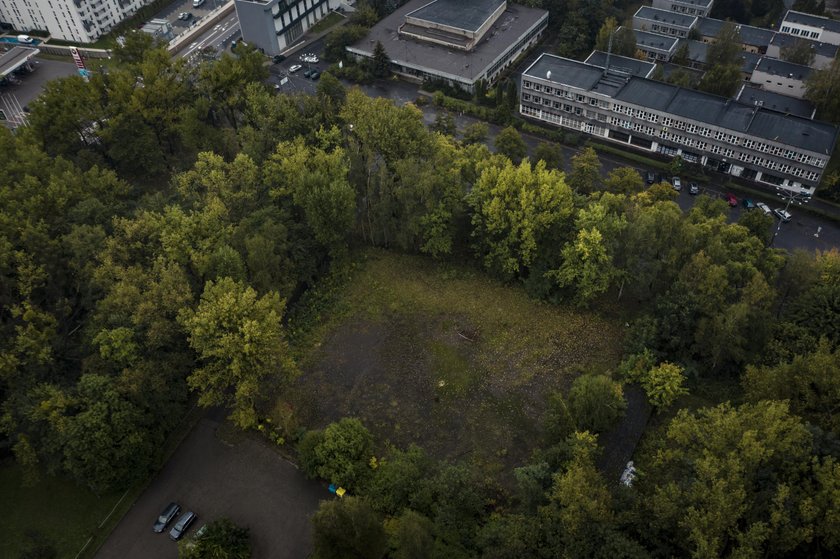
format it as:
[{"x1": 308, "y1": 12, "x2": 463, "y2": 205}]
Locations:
[{"x1": 37, "y1": 44, "x2": 111, "y2": 58}]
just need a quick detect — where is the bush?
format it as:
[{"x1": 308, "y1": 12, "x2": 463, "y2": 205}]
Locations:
[
  {"x1": 567, "y1": 374, "x2": 627, "y2": 433},
  {"x1": 298, "y1": 429, "x2": 326, "y2": 478},
  {"x1": 298, "y1": 418, "x2": 375, "y2": 489},
  {"x1": 312, "y1": 497, "x2": 386, "y2": 559}
]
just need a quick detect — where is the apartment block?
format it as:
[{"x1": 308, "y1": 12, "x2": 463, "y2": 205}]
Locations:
[{"x1": 0, "y1": 0, "x2": 154, "y2": 42}]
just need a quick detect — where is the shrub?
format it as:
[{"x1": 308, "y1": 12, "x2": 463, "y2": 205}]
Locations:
[
  {"x1": 303, "y1": 418, "x2": 375, "y2": 490},
  {"x1": 567, "y1": 374, "x2": 627, "y2": 433}
]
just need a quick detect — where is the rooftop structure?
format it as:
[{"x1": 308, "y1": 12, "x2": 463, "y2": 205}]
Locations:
[
  {"x1": 685, "y1": 40, "x2": 761, "y2": 74},
  {"x1": 652, "y1": 0, "x2": 714, "y2": 17},
  {"x1": 584, "y1": 50, "x2": 657, "y2": 78},
  {"x1": 753, "y1": 57, "x2": 813, "y2": 80},
  {"x1": 766, "y1": 32, "x2": 837, "y2": 69},
  {"x1": 694, "y1": 17, "x2": 775, "y2": 50},
  {"x1": 401, "y1": 0, "x2": 507, "y2": 50},
  {"x1": 736, "y1": 84, "x2": 816, "y2": 119},
  {"x1": 633, "y1": 6, "x2": 698, "y2": 37},
  {"x1": 780, "y1": 10, "x2": 840, "y2": 45},
  {"x1": 347, "y1": 0, "x2": 547, "y2": 91},
  {"x1": 631, "y1": 27, "x2": 680, "y2": 60}
]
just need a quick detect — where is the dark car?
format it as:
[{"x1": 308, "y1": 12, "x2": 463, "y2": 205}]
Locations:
[
  {"x1": 688, "y1": 182, "x2": 700, "y2": 195},
  {"x1": 310, "y1": 70, "x2": 321, "y2": 80},
  {"x1": 303, "y1": 68, "x2": 314, "y2": 78},
  {"x1": 153, "y1": 502, "x2": 180, "y2": 533},
  {"x1": 645, "y1": 171, "x2": 656, "y2": 185},
  {"x1": 725, "y1": 192, "x2": 737, "y2": 207},
  {"x1": 169, "y1": 511, "x2": 197, "y2": 541},
  {"x1": 272, "y1": 54, "x2": 285, "y2": 64}
]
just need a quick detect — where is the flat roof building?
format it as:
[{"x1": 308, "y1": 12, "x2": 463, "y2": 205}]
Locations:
[
  {"x1": 632, "y1": 27, "x2": 680, "y2": 61},
  {"x1": 766, "y1": 32, "x2": 837, "y2": 69},
  {"x1": 633, "y1": 6, "x2": 698, "y2": 38},
  {"x1": 347, "y1": 0, "x2": 547, "y2": 91},
  {"x1": 780, "y1": 9, "x2": 840, "y2": 45},
  {"x1": 584, "y1": 50, "x2": 657, "y2": 78},
  {"x1": 736, "y1": 84, "x2": 816, "y2": 119},
  {"x1": 520, "y1": 53, "x2": 837, "y2": 194},
  {"x1": 652, "y1": 0, "x2": 714, "y2": 17},
  {"x1": 750, "y1": 57, "x2": 812, "y2": 98},
  {"x1": 694, "y1": 17, "x2": 775, "y2": 53},
  {"x1": 685, "y1": 39, "x2": 761, "y2": 76}
]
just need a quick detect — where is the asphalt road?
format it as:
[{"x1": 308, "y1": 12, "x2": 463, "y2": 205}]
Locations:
[
  {"x1": 95, "y1": 411, "x2": 325, "y2": 559},
  {"x1": 178, "y1": 11, "x2": 240, "y2": 59}
]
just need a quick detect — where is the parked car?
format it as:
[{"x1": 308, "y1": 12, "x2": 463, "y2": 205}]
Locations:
[
  {"x1": 153, "y1": 502, "x2": 181, "y2": 533},
  {"x1": 756, "y1": 202, "x2": 771, "y2": 215},
  {"x1": 688, "y1": 182, "x2": 700, "y2": 195},
  {"x1": 272, "y1": 54, "x2": 285, "y2": 64},
  {"x1": 288, "y1": 64, "x2": 302, "y2": 73},
  {"x1": 310, "y1": 70, "x2": 321, "y2": 80},
  {"x1": 725, "y1": 193, "x2": 737, "y2": 207},
  {"x1": 177, "y1": 11, "x2": 192, "y2": 20},
  {"x1": 169, "y1": 511, "x2": 197, "y2": 541},
  {"x1": 645, "y1": 171, "x2": 656, "y2": 185},
  {"x1": 742, "y1": 198, "x2": 756, "y2": 210},
  {"x1": 672, "y1": 176, "x2": 682, "y2": 191},
  {"x1": 774, "y1": 208, "x2": 792, "y2": 222},
  {"x1": 192, "y1": 0, "x2": 205, "y2": 7},
  {"x1": 17, "y1": 34, "x2": 34, "y2": 43},
  {"x1": 303, "y1": 68, "x2": 314, "y2": 78}
]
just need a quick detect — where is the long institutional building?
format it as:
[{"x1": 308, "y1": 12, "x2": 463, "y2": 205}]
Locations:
[
  {"x1": 520, "y1": 54, "x2": 838, "y2": 193},
  {"x1": 0, "y1": 0, "x2": 154, "y2": 42}
]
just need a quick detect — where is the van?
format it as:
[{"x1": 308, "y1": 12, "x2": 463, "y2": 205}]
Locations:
[{"x1": 17, "y1": 35, "x2": 33, "y2": 43}]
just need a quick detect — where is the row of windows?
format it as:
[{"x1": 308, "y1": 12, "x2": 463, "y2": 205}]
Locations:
[
  {"x1": 522, "y1": 85, "x2": 827, "y2": 168},
  {"x1": 781, "y1": 25, "x2": 821, "y2": 39}
]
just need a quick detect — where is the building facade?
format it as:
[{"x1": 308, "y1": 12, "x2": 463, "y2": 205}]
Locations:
[
  {"x1": 766, "y1": 32, "x2": 837, "y2": 69},
  {"x1": 651, "y1": 0, "x2": 714, "y2": 18},
  {"x1": 632, "y1": 27, "x2": 679, "y2": 61},
  {"x1": 0, "y1": 0, "x2": 154, "y2": 42},
  {"x1": 520, "y1": 53, "x2": 837, "y2": 194},
  {"x1": 749, "y1": 57, "x2": 811, "y2": 98},
  {"x1": 235, "y1": 0, "x2": 340, "y2": 56}
]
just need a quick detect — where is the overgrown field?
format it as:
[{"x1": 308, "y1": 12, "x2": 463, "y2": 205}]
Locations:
[
  {"x1": 0, "y1": 464, "x2": 123, "y2": 558},
  {"x1": 289, "y1": 249, "x2": 625, "y2": 474}
]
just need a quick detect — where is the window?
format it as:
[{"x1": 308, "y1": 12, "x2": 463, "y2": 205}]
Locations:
[
  {"x1": 811, "y1": 31, "x2": 819, "y2": 38},
  {"x1": 781, "y1": 25, "x2": 790, "y2": 32}
]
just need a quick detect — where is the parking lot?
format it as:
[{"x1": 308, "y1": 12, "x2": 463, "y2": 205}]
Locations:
[{"x1": 95, "y1": 410, "x2": 325, "y2": 559}]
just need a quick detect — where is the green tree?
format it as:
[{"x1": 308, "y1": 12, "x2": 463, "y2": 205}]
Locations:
[
  {"x1": 807, "y1": 57, "x2": 840, "y2": 119},
  {"x1": 533, "y1": 141, "x2": 564, "y2": 170},
  {"x1": 312, "y1": 497, "x2": 386, "y2": 559},
  {"x1": 672, "y1": 42, "x2": 691, "y2": 66},
  {"x1": 179, "y1": 517, "x2": 251, "y2": 559},
  {"x1": 603, "y1": 166, "x2": 644, "y2": 194},
  {"x1": 636, "y1": 362, "x2": 688, "y2": 410},
  {"x1": 432, "y1": 111, "x2": 457, "y2": 136},
  {"x1": 316, "y1": 71, "x2": 347, "y2": 108},
  {"x1": 550, "y1": 227, "x2": 617, "y2": 305},
  {"x1": 324, "y1": 25, "x2": 369, "y2": 62},
  {"x1": 384, "y1": 510, "x2": 435, "y2": 559},
  {"x1": 782, "y1": 38, "x2": 817, "y2": 66},
  {"x1": 462, "y1": 122, "x2": 489, "y2": 145},
  {"x1": 312, "y1": 418, "x2": 375, "y2": 489},
  {"x1": 494, "y1": 126, "x2": 527, "y2": 163},
  {"x1": 595, "y1": 17, "x2": 620, "y2": 52},
  {"x1": 743, "y1": 339, "x2": 840, "y2": 435},
  {"x1": 178, "y1": 278, "x2": 293, "y2": 429},
  {"x1": 738, "y1": 206, "x2": 774, "y2": 244},
  {"x1": 366, "y1": 445, "x2": 437, "y2": 515},
  {"x1": 372, "y1": 40, "x2": 391, "y2": 78},
  {"x1": 567, "y1": 147, "x2": 601, "y2": 194},
  {"x1": 638, "y1": 401, "x2": 818, "y2": 557},
  {"x1": 567, "y1": 374, "x2": 626, "y2": 432},
  {"x1": 595, "y1": 18, "x2": 636, "y2": 58}
]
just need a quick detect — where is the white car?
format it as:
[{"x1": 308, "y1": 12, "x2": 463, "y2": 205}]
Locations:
[
  {"x1": 756, "y1": 202, "x2": 771, "y2": 215},
  {"x1": 672, "y1": 176, "x2": 682, "y2": 191},
  {"x1": 288, "y1": 64, "x2": 302, "y2": 73},
  {"x1": 192, "y1": 0, "x2": 205, "y2": 7},
  {"x1": 774, "y1": 208, "x2": 792, "y2": 222}
]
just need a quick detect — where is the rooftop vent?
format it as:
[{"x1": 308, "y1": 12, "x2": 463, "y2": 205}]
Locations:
[{"x1": 546, "y1": 70, "x2": 552, "y2": 80}]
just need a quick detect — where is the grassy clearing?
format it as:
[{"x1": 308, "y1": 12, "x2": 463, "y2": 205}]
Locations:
[
  {"x1": 0, "y1": 464, "x2": 123, "y2": 559},
  {"x1": 289, "y1": 248, "x2": 625, "y2": 474},
  {"x1": 308, "y1": 11, "x2": 345, "y2": 34}
]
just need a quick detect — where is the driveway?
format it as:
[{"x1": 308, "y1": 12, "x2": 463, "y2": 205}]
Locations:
[{"x1": 95, "y1": 411, "x2": 325, "y2": 559}]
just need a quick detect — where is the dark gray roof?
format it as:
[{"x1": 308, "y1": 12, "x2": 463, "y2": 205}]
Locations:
[
  {"x1": 736, "y1": 85, "x2": 816, "y2": 118},
  {"x1": 783, "y1": 9, "x2": 840, "y2": 34},
  {"x1": 405, "y1": 0, "x2": 506, "y2": 33},
  {"x1": 524, "y1": 54, "x2": 604, "y2": 89},
  {"x1": 584, "y1": 50, "x2": 656, "y2": 78},
  {"x1": 685, "y1": 40, "x2": 761, "y2": 72},
  {"x1": 671, "y1": 0, "x2": 713, "y2": 7},
  {"x1": 633, "y1": 28, "x2": 679, "y2": 51},
  {"x1": 530, "y1": 54, "x2": 838, "y2": 154},
  {"x1": 754, "y1": 57, "x2": 812, "y2": 80},
  {"x1": 635, "y1": 6, "x2": 698, "y2": 28},
  {"x1": 770, "y1": 32, "x2": 838, "y2": 58},
  {"x1": 348, "y1": 0, "x2": 547, "y2": 85},
  {"x1": 695, "y1": 17, "x2": 775, "y2": 47},
  {"x1": 0, "y1": 46, "x2": 39, "y2": 78}
]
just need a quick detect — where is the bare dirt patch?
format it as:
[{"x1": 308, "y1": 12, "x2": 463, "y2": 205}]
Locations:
[{"x1": 289, "y1": 249, "x2": 626, "y2": 476}]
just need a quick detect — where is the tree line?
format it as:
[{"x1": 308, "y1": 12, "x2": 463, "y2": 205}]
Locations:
[{"x1": 0, "y1": 37, "x2": 838, "y2": 558}]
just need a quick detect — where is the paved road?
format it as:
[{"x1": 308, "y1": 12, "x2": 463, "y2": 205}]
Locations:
[
  {"x1": 178, "y1": 11, "x2": 240, "y2": 59},
  {"x1": 95, "y1": 411, "x2": 325, "y2": 559}
]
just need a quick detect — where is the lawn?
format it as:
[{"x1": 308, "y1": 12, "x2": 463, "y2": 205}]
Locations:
[
  {"x1": 288, "y1": 249, "x2": 625, "y2": 476},
  {"x1": 0, "y1": 464, "x2": 123, "y2": 558},
  {"x1": 308, "y1": 11, "x2": 345, "y2": 35}
]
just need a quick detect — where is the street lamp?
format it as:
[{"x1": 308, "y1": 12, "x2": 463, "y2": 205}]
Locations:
[{"x1": 771, "y1": 185, "x2": 810, "y2": 245}]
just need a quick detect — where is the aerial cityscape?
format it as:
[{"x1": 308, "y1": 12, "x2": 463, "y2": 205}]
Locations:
[{"x1": 1, "y1": 0, "x2": 839, "y2": 556}]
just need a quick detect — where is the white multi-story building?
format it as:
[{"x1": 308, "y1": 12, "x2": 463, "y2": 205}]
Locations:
[
  {"x1": 780, "y1": 9, "x2": 840, "y2": 46},
  {"x1": 0, "y1": 0, "x2": 153, "y2": 42},
  {"x1": 235, "y1": 0, "x2": 340, "y2": 56}
]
